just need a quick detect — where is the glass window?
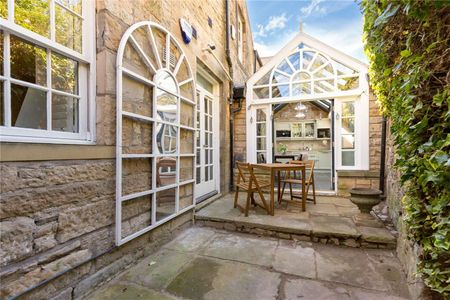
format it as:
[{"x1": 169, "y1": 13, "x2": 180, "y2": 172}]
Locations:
[
  {"x1": 1, "y1": 0, "x2": 93, "y2": 142},
  {"x1": 341, "y1": 101, "x2": 356, "y2": 166}
]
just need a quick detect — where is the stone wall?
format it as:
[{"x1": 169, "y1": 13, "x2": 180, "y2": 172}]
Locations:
[
  {"x1": 0, "y1": 0, "x2": 257, "y2": 298},
  {"x1": 384, "y1": 121, "x2": 430, "y2": 299}
]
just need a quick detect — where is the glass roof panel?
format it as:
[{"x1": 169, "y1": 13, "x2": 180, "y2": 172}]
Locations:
[
  {"x1": 276, "y1": 59, "x2": 294, "y2": 75},
  {"x1": 287, "y1": 52, "x2": 301, "y2": 71},
  {"x1": 292, "y1": 82, "x2": 311, "y2": 96},
  {"x1": 338, "y1": 76, "x2": 359, "y2": 90},
  {"x1": 313, "y1": 63, "x2": 334, "y2": 79},
  {"x1": 253, "y1": 86, "x2": 270, "y2": 99},
  {"x1": 273, "y1": 71, "x2": 289, "y2": 84},
  {"x1": 334, "y1": 60, "x2": 357, "y2": 76},
  {"x1": 302, "y1": 51, "x2": 315, "y2": 70},
  {"x1": 255, "y1": 72, "x2": 271, "y2": 86},
  {"x1": 292, "y1": 71, "x2": 310, "y2": 82},
  {"x1": 271, "y1": 84, "x2": 289, "y2": 98},
  {"x1": 314, "y1": 79, "x2": 335, "y2": 93},
  {"x1": 310, "y1": 54, "x2": 328, "y2": 71}
]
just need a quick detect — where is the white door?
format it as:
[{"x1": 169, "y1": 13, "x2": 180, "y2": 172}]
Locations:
[
  {"x1": 195, "y1": 88, "x2": 217, "y2": 198},
  {"x1": 248, "y1": 105, "x2": 273, "y2": 163}
]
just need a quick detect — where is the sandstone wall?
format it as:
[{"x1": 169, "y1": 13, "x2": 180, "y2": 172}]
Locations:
[
  {"x1": 384, "y1": 120, "x2": 430, "y2": 299},
  {"x1": 0, "y1": 0, "x2": 256, "y2": 298}
]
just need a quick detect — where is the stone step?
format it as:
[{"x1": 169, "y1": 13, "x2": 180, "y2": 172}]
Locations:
[{"x1": 194, "y1": 194, "x2": 397, "y2": 250}]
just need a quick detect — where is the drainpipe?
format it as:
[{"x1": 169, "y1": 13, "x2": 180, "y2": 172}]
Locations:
[
  {"x1": 226, "y1": 0, "x2": 236, "y2": 191},
  {"x1": 379, "y1": 115, "x2": 387, "y2": 195}
]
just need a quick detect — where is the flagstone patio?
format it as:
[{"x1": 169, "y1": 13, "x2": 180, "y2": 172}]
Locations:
[
  {"x1": 87, "y1": 227, "x2": 409, "y2": 300},
  {"x1": 195, "y1": 193, "x2": 396, "y2": 249}
]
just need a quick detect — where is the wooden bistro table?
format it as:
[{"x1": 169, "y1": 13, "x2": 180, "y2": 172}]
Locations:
[{"x1": 251, "y1": 163, "x2": 307, "y2": 215}]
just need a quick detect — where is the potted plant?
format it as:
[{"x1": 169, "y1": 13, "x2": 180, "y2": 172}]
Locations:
[{"x1": 278, "y1": 143, "x2": 287, "y2": 154}]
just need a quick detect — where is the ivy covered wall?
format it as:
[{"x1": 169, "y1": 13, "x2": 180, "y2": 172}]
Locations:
[{"x1": 361, "y1": 0, "x2": 449, "y2": 297}]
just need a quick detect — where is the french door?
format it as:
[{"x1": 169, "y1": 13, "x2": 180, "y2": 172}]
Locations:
[{"x1": 195, "y1": 88, "x2": 217, "y2": 199}]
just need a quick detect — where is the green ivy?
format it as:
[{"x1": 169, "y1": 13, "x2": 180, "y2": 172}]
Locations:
[{"x1": 361, "y1": 0, "x2": 449, "y2": 296}]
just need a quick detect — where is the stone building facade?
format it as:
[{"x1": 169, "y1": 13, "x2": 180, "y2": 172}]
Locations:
[{"x1": 0, "y1": 0, "x2": 257, "y2": 298}]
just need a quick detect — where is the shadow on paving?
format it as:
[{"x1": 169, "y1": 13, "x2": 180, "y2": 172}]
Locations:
[{"x1": 87, "y1": 227, "x2": 409, "y2": 300}]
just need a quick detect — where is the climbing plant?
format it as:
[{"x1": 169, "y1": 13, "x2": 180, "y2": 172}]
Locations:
[{"x1": 361, "y1": 0, "x2": 449, "y2": 296}]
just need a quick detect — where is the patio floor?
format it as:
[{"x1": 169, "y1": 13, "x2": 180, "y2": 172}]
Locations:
[
  {"x1": 195, "y1": 193, "x2": 396, "y2": 249},
  {"x1": 87, "y1": 227, "x2": 409, "y2": 299}
]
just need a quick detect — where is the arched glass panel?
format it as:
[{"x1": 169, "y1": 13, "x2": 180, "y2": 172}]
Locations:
[
  {"x1": 255, "y1": 47, "x2": 360, "y2": 100},
  {"x1": 116, "y1": 21, "x2": 195, "y2": 246}
]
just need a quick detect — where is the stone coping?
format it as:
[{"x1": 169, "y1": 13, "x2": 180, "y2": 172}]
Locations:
[{"x1": 195, "y1": 193, "x2": 396, "y2": 249}]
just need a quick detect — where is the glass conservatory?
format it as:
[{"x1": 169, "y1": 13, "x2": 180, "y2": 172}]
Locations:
[{"x1": 246, "y1": 32, "x2": 370, "y2": 191}]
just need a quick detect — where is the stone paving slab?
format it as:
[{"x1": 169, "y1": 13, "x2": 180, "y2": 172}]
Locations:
[
  {"x1": 89, "y1": 283, "x2": 177, "y2": 300},
  {"x1": 121, "y1": 249, "x2": 194, "y2": 290},
  {"x1": 167, "y1": 257, "x2": 281, "y2": 300},
  {"x1": 310, "y1": 215, "x2": 360, "y2": 238},
  {"x1": 87, "y1": 227, "x2": 408, "y2": 300},
  {"x1": 201, "y1": 232, "x2": 278, "y2": 267}
]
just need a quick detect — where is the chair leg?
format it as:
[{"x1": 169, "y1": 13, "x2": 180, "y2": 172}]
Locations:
[
  {"x1": 289, "y1": 183, "x2": 293, "y2": 201},
  {"x1": 280, "y1": 182, "x2": 287, "y2": 203},
  {"x1": 312, "y1": 177, "x2": 316, "y2": 204},
  {"x1": 234, "y1": 187, "x2": 240, "y2": 208},
  {"x1": 245, "y1": 190, "x2": 252, "y2": 217}
]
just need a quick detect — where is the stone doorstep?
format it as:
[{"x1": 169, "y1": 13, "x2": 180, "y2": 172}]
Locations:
[{"x1": 195, "y1": 217, "x2": 396, "y2": 250}]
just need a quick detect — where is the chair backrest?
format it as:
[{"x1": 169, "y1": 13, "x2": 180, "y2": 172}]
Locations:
[
  {"x1": 288, "y1": 160, "x2": 315, "y2": 183},
  {"x1": 236, "y1": 161, "x2": 250, "y2": 184}
]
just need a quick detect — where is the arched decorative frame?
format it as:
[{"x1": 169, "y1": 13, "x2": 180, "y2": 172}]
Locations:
[
  {"x1": 116, "y1": 21, "x2": 196, "y2": 246},
  {"x1": 246, "y1": 33, "x2": 370, "y2": 182}
]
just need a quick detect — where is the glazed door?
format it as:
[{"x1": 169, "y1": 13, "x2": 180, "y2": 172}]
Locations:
[{"x1": 195, "y1": 88, "x2": 216, "y2": 198}]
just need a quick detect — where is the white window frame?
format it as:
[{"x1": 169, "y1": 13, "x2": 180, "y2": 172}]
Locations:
[
  {"x1": 0, "y1": 0, "x2": 96, "y2": 144},
  {"x1": 116, "y1": 21, "x2": 196, "y2": 246}
]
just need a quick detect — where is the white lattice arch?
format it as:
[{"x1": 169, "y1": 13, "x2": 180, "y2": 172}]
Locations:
[{"x1": 115, "y1": 21, "x2": 196, "y2": 246}]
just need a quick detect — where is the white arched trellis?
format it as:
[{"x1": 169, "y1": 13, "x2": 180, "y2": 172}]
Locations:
[
  {"x1": 116, "y1": 21, "x2": 196, "y2": 245},
  {"x1": 246, "y1": 32, "x2": 370, "y2": 183}
]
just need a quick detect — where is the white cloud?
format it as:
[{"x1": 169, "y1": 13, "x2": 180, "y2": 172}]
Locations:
[
  {"x1": 254, "y1": 13, "x2": 289, "y2": 38},
  {"x1": 304, "y1": 20, "x2": 367, "y2": 62},
  {"x1": 253, "y1": 19, "x2": 367, "y2": 63},
  {"x1": 254, "y1": 30, "x2": 297, "y2": 57},
  {"x1": 300, "y1": 0, "x2": 327, "y2": 19}
]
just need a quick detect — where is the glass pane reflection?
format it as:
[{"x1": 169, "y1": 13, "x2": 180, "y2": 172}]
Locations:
[
  {"x1": 11, "y1": 84, "x2": 47, "y2": 129},
  {"x1": 156, "y1": 88, "x2": 177, "y2": 122}
]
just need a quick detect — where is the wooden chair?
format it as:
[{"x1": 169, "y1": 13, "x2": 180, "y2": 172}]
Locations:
[
  {"x1": 280, "y1": 160, "x2": 316, "y2": 205},
  {"x1": 234, "y1": 162, "x2": 271, "y2": 216}
]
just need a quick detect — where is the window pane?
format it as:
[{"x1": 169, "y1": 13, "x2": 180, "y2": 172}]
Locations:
[
  {"x1": 292, "y1": 82, "x2": 311, "y2": 96},
  {"x1": 0, "y1": 2, "x2": 6, "y2": 19},
  {"x1": 314, "y1": 79, "x2": 334, "y2": 93},
  {"x1": 10, "y1": 36, "x2": 47, "y2": 86},
  {"x1": 292, "y1": 72, "x2": 310, "y2": 82},
  {"x1": 156, "y1": 157, "x2": 177, "y2": 187},
  {"x1": 52, "y1": 52, "x2": 78, "y2": 94},
  {"x1": 338, "y1": 77, "x2": 359, "y2": 91},
  {"x1": 342, "y1": 134, "x2": 355, "y2": 149},
  {"x1": 257, "y1": 123, "x2": 266, "y2": 136},
  {"x1": 55, "y1": 4, "x2": 82, "y2": 52},
  {"x1": 271, "y1": 84, "x2": 289, "y2": 98},
  {"x1": 257, "y1": 137, "x2": 266, "y2": 150},
  {"x1": 342, "y1": 102, "x2": 355, "y2": 116},
  {"x1": 302, "y1": 51, "x2": 315, "y2": 69},
  {"x1": 156, "y1": 123, "x2": 177, "y2": 154},
  {"x1": 342, "y1": 118, "x2": 355, "y2": 134},
  {"x1": 11, "y1": 83, "x2": 46, "y2": 129},
  {"x1": 156, "y1": 88, "x2": 177, "y2": 123},
  {"x1": 273, "y1": 71, "x2": 289, "y2": 84},
  {"x1": 253, "y1": 86, "x2": 269, "y2": 99},
  {"x1": 15, "y1": 0, "x2": 50, "y2": 38},
  {"x1": 0, "y1": 31, "x2": 3, "y2": 76},
  {"x1": 256, "y1": 109, "x2": 266, "y2": 122},
  {"x1": 52, "y1": 93, "x2": 78, "y2": 132},
  {"x1": 156, "y1": 188, "x2": 176, "y2": 221},
  {"x1": 0, "y1": 81, "x2": 4, "y2": 125},
  {"x1": 156, "y1": 71, "x2": 177, "y2": 93},
  {"x1": 257, "y1": 152, "x2": 266, "y2": 163},
  {"x1": 305, "y1": 123, "x2": 315, "y2": 138},
  {"x1": 288, "y1": 52, "x2": 300, "y2": 70},
  {"x1": 56, "y1": 0, "x2": 81, "y2": 14},
  {"x1": 342, "y1": 151, "x2": 355, "y2": 166}
]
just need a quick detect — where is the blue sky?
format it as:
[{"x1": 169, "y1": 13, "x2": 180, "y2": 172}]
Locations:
[{"x1": 247, "y1": 0, "x2": 367, "y2": 62}]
